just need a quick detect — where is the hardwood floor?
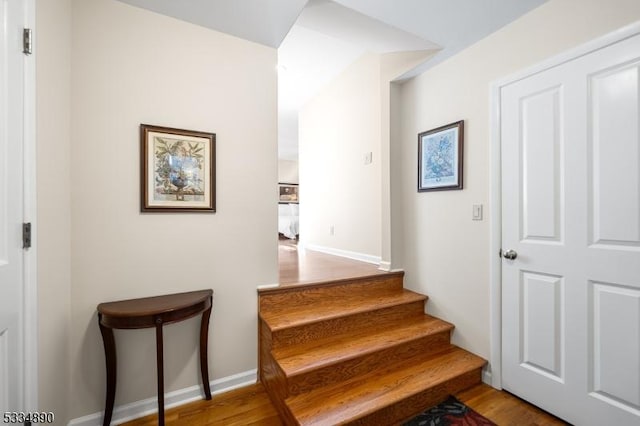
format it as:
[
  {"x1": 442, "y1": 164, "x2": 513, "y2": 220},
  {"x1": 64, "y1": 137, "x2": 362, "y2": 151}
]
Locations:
[
  {"x1": 121, "y1": 384, "x2": 281, "y2": 426},
  {"x1": 278, "y1": 239, "x2": 382, "y2": 286},
  {"x1": 121, "y1": 382, "x2": 568, "y2": 425},
  {"x1": 457, "y1": 384, "x2": 568, "y2": 426}
]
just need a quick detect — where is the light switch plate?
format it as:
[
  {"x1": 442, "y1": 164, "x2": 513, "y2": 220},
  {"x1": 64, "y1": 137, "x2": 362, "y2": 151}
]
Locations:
[
  {"x1": 364, "y1": 152, "x2": 373, "y2": 165},
  {"x1": 472, "y1": 204, "x2": 483, "y2": 221}
]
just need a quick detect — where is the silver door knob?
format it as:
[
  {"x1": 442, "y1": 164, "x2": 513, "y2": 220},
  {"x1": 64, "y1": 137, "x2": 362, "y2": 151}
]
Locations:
[{"x1": 503, "y1": 249, "x2": 518, "y2": 260}]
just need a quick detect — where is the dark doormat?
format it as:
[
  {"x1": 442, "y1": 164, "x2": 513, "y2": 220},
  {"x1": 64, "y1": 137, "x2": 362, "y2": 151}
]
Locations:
[{"x1": 403, "y1": 395, "x2": 497, "y2": 426}]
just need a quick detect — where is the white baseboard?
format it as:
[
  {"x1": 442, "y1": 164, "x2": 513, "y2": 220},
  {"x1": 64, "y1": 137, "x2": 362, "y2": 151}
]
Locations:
[
  {"x1": 68, "y1": 369, "x2": 257, "y2": 426},
  {"x1": 378, "y1": 261, "x2": 392, "y2": 271},
  {"x1": 482, "y1": 367, "x2": 492, "y2": 386},
  {"x1": 378, "y1": 261, "x2": 404, "y2": 273},
  {"x1": 302, "y1": 243, "x2": 381, "y2": 265}
]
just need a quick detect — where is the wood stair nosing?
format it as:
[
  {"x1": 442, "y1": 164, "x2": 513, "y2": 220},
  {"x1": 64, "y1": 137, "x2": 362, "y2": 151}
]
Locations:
[
  {"x1": 262, "y1": 316, "x2": 450, "y2": 399},
  {"x1": 274, "y1": 315, "x2": 454, "y2": 397},
  {"x1": 347, "y1": 369, "x2": 482, "y2": 426},
  {"x1": 259, "y1": 281, "x2": 406, "y2": 315},
  {"x1": 259, "y1": 271, "x2": 404, "y2": 300},
  {"x1": 269, "y1": 299, "x2": 427, "y2": 349},
  {"x1": 274, "y1": 315, "x2": 454, "y2": 376},
  {"x1": 260, "y1": 289, "x2": 427, "y2": 332},
  {"x1": 283, "y1": 337, "x2": 454, "y2": 397},
  {"x1": 285, "y1": 346, "x2": 487, "y2": 426}
]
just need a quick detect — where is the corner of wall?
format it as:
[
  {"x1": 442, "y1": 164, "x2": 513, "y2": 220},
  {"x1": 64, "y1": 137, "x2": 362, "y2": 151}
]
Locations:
[{"x1": 35, "y1": 0, "x2": 73, "y2": 422}]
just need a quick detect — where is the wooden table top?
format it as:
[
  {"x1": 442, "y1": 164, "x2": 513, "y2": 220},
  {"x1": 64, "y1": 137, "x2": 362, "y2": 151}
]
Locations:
[{"x1": 97, "y1": 289, "x2": 213, "y2": 318}]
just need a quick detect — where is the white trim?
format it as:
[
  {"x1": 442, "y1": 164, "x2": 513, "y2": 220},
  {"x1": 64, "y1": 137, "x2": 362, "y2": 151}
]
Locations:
[
  {"x1": 67, "y1": 369, "x2": 258, "y2": 426},
  {"x1": 378, "y1": 261, "x2": 392, "y2": 271},
  {"x1": 22, "y1": 0, "x2": 37, "y2": 412},
  {"x1": 378, "y1": 261, "x2": 404, "y2": 273},
  {"x1": 493, "y1": 21, "x2": 640, "y2": 90},
  {"x1": 257, "y1": 283, "x2": 280, "y2": 290},
  {"x1": 488, "y1": 81, "x2": 502, "y2": 390},
  {"x1": 488, "y1": 19, "x2": 640, "y2": 393},
  {"x1": 302, "y1": 243, "x2": 381, "y2": 265},
  {"x1": 482, "y1": 368, "x2": 492, "y2": 386}
]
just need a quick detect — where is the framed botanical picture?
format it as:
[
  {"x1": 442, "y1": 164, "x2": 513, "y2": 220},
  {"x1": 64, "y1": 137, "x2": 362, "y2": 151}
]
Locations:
[
  {"x1": 278, "y1": 183, "x2": 299, "y2": 204},
  {"x1": 418, "y1": 120, "x2": 464, "y2": 192},
  {"x1": 140, "y1": 124, "x2": 216, "y2": 212}
]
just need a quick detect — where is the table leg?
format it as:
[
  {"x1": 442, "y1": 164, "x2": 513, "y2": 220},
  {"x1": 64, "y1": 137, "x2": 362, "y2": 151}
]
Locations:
[
  {"x1": 199, "y1": 300, "x2": 212, "y2": 400},
  {"x1": 155, "y1": 321, "x2": 165, "y2": 426},
  {"x1": 98, "y1": 314, "x2": 116, "y2": 426}
]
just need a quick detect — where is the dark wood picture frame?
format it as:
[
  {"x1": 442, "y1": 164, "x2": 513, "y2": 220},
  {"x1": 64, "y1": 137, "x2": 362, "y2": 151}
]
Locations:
[
  {"x1": 140, "y1": 124, "x2": 216, "y2": 212},
  {"x1": 418, "y1": 120, "x2": 464, "y2": 192}
]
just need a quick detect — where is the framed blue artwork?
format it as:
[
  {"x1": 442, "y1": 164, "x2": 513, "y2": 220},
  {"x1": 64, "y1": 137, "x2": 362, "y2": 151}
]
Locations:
[{"x1": 418, "y1": 120, "x2": 464, "y2": 192}]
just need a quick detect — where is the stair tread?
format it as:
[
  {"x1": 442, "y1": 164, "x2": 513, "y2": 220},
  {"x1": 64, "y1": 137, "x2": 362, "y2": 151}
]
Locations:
[
  {"x1": 286, "y1": 346, "x2": 486, "y2": 426},
  {"x1": 274, "y1": 315, "x2": 453, "y2": 376},
  {"x1": 260, "y1": 289, "x2": 426, "y2": 331}
]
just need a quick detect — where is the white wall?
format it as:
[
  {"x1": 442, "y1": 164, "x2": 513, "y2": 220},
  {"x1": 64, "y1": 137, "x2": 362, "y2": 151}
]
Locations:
[
  {"x1": 278, "y1": 159, "x2": 299, "y2": 184},
  {"x1": 299, "y1": 53, "x2": 382, "y2": 259},
  {"x1": 298, "y1": 50, "x2": 434, "y2": 264},
  {"x1": 394, "y1": 0, "x2": 640, "y2": 363},
  {"x1": 69, "y1": 0, "x2": 277, "y2": 418},
  {"x1": 36, "y1": 0, "x2": 72, "y2": 422}
]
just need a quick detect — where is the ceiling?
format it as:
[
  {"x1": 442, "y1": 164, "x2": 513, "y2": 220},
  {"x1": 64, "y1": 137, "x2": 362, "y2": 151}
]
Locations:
[
  {"x1": 116, "y1": 0, "x2": 308, "y2": 48},
  {"x1": 117, "y1": 0, "x2": 547, "y2": 160}
]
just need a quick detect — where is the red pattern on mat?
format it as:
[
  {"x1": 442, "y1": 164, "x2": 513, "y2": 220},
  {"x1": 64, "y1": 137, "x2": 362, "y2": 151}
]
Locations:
[{"x1": 403, "y1": 395, "x2": 496, "y2": 426}]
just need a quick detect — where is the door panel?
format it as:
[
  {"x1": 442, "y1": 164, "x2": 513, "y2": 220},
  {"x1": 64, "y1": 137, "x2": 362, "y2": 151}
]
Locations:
[
  {"x1": 590, "y1": 281, "x2": 640, "y2": 412},
  {"x1": 520, "y1": 271, "x2": 564, "y2": 381},
  {"x1": 521, "y1": 86, "x2": 564, "y2": 243},
  {"x1": 502, "y1": 32, "x2": 640, "y2": 425},
  {"x1": 589, "y1": 62, "x2": 640, "y2": 247}
]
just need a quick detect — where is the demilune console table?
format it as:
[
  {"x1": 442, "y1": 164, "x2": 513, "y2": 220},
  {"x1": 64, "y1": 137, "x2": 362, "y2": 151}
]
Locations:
[{"x1": 97, "y1": 289, "x2": 213, "y2": 426}]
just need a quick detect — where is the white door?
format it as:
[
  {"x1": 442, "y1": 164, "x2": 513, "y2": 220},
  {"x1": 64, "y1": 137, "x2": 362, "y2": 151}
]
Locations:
[
  {"x1": 0, "y1": 0, "x2": 27, "y2": 413},
  {"x1": 501, "y1": 33, "x2": 640, "y2": 425}
]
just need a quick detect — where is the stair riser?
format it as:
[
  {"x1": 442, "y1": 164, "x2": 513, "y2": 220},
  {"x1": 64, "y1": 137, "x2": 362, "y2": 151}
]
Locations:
[
  {"x1": 259, "y1": 320, "x2": 294, "y2": 424},
  {"x1": 286, "y1": 331, "x2": 453, "y2": 396},
  {"x1": 338, "y1": 369, "x2": 482, "y2": 426},
  {"x1": 260, "y1": 273, "x2": 404, "y2": 311},
  {"x1": 271, "y1": 300, "x2": 426, "y2": 348}
]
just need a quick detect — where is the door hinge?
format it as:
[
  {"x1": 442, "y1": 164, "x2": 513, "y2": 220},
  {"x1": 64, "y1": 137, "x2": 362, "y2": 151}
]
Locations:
[
  {"x1": 23, "y1": 222, "x2": 32, "y2": 249},
  {"x1": 23, "y1": 28, "x2": 33, "y2": 55}
]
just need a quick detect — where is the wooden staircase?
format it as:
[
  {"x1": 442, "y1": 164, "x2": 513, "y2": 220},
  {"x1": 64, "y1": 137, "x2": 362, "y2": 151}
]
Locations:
[{"x1": 258, "y1": 271, "x2": 486, "y2": 425}]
